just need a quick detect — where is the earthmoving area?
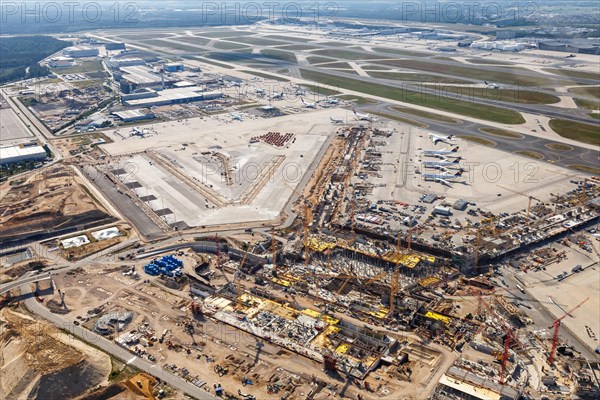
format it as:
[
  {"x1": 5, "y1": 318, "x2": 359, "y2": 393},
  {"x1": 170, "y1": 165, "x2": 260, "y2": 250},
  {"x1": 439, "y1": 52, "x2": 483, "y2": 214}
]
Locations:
[
  {"x1": 0, "y1": 308, "x2": 111, "y2": 399},
  {"x1": 0, "y1": 165, "x2": 117, "y2": 244}
]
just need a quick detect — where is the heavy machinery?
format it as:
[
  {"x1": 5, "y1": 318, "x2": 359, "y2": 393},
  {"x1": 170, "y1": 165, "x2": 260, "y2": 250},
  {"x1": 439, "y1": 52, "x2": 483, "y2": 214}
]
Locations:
[{"x1": 547, "y1": 296, "x2": 589, "y2": 364}]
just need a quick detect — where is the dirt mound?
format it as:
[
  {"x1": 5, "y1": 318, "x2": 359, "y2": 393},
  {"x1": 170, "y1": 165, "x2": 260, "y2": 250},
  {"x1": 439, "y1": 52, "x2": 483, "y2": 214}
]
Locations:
[{"x1": 0, "y1": 309, "x2": 110, "y2": 399}]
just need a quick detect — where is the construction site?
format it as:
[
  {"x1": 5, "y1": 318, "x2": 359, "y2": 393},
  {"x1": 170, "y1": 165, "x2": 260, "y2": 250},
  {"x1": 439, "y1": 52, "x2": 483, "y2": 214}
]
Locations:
[{"x1": 1, "y1": 19, "x2": 599, "y2": 400}]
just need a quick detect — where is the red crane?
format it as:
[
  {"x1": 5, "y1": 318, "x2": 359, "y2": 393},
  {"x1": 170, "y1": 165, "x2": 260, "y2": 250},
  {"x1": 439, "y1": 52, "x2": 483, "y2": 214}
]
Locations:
[
  {"x1": 467, "y1": 288, "x2": 521, "y2": 385},
  {"x1": 547, "y1": 296, "x2": 589, "y2": 364}
]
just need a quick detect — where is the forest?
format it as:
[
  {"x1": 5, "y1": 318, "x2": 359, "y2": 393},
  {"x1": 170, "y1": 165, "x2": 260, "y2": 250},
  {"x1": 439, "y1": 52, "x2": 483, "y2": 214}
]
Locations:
[{"x1": 0, "y1": 36, "x2": 69, "y2": 84}]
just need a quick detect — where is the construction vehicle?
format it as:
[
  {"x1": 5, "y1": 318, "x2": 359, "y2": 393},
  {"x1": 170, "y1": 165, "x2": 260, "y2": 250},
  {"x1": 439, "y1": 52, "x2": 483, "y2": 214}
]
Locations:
[
  {"x1": 547, "y1": 296, "x2": 589, "y2": 364},
  {"x1": 214, "y1": 365, "x2": 229, "y2": 377}
]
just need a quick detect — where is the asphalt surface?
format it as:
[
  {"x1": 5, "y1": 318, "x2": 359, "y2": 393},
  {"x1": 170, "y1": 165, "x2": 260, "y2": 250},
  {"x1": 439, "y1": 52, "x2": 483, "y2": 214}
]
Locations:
[
  {"x1": 81, "y1": 164, "x2": 167, "y2": 241},
  {"x1": 93, "y1": 30, "x2": 600, "y2": 127},
  {"x1": 502, "y1": 270, "x2": 598, "y2": 360},
  {"x1": 0, "y1": 273, "x2": 51, "y2": 295},
  {"x1": 366, "y1": 102, "x2": 600, "y2": 172}
]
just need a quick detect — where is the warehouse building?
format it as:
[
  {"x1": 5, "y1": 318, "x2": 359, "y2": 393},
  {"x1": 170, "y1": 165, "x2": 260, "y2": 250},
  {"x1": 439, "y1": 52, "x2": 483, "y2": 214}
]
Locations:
[
  {"x1": 122, "y1": 87, "x2": 224, "y2": 107},
  {"x1": 0, "y1": 145, "x2": 47, "y2": 165},
  {"x1": 63, "y1": 46, "x2": 99, "y2": 58},
  {"x1": 538, "y1": 39, "x2": 600, "y2": 55},
  {"x1": 112, "y1": 109, "x2": 156, "y2": 123},
  {"x1": 164, "y1": 62, "x2": 184, "y2": 72}
]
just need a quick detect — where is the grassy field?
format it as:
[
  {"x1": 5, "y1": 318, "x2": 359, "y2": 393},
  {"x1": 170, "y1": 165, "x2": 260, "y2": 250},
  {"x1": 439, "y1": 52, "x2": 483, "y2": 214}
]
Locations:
[
  {"x1": 174, "y1": 36, "x2": 211, "y2": 46},
  {"x1": 361, "y1": 64, "x2": 392, "y2": 71},
  {"x1": 311, "y1": 49, "x2": 383, "y2": 60},
  {"x1": 568, "y1": 86, "x2": 600, "y2": 99},
  {"x1": 543, "y1": 68, "x2": 600, "y2": 81},
  {"x1": 276, "y1": 44, "x2": 318, "y2": 51},
  {"x1": 318, "y1": 62, "x2": 353, "y2": 69},
  {"x1": 265, "y1": 35, "x2": 313, "y2": 43},
  {"x1": 193, "y1": 57, "x2": 231, "y2": 68},
  {"x1": 196, "y1": 30, "x2": 256, "y2": 37},
  {"x1": 590, "y1": 113, "x2": 600, "y2": 120},
  {"x1": 516, "y1": 150, "x2": 545, "y2": 159},
  {"x1": 211, "y1": 41, "x2": 250, "y2": 50},
  {"x1": 545, "y1": 143, "x2": 573, "y2": 151},
  {"x1": 227, "y1": 36, "x2": 285, "y2": 46},
  {"x1": 457, "y1": 135, "x2": 497, "y2": 146},
  {"x1": 392, "y1": 106, "x2": 461, "y2": 123},
  {"x1": 299, "y1": 69, "x2": 526, "y2": 124},
  {"x1": 141, "y1": 39, "x2": 203, "y2": 53},
  {"x1": 367, "y1": 111, "x2": 428, "y2": 128},
  {"x1": 574, "y1": 98, "x2": 600, "y2": 110},
  {"x1": 307, "y1": 56, "x2": 336, "y2": 65},
  {"x1": 444, "y1": 86, "x2": 560, "y2": 104},
  {"x1": 338, "y1": 95, "x2": 378, "y2": 105},
  {"x1": 549, "y1": 119, "x2": 600, "y2": 146},
  {"x1": 479, "y1": 127, "x2": 524, "y2": 139},
  {"x1": 466, "y1": 58, "x2": 512, "y2": 65},
  {"x1": 301, "y1": 84, "x2": 340, "y2": 96},
  {"x1": 568, "y1": 164, "x2": 600, "y2": 175},
  {"x1": 52, "y1": 60, "x2": 104, "y2": 74},
  {"x1": 240, "y1": 70, "x2": 290, "y2": 82},
  {"x1": 369, "y1": 71, "x2": 471, "y2": 84},
  {"x1": 376, "y1": 59, "x2": 561, "y2": 86},
  {"x1": 372, "y1": 47, "x2": 431, "y2": 57},
  {"x1": 116, "y1": 33, "x2": 173, "y2": 40},
  {"x1": 260, "y1": 49, "x2": 297, "y2": 63}
]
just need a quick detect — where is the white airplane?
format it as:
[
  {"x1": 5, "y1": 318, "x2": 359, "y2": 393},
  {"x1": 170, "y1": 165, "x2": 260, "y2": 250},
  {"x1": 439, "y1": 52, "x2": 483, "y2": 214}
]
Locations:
[
  {"x1": 423, "y1": 157, "x2": 463, "y2": 170},
  {"x1": 130, "y1": 126, "x2": 146, "y2": 137},
  {"x1": 422, "y1": 146, "x2": 460, "y2": 158},
  {"x1": 484, "y1": 81, "x2": 501, "y2": 89},
  {"x1": 255, "y1": 88, "x2": 265, "y2": 96},
  {"x1": 324, "y1": 96, "x2": 339, "y2": 104},
  {"x1": 301, "y1": 98, "x2": 318, "y2": 109},
  {"x1": 353, "y1": 110, "x2": 376, "y2": 122},
  {"x1": 428, "y1": 133, "x2": 455, "y2": 145},
  {"x1": 330, "y1": 116, "x2": 344, "y2": 124},
  {"x1": 270, "y1": 91, "x2": 285, "y2": 100},
  {"x1": 423, "y1": 169, "x2": 464, "y2": 186},
  {"x1": 230, "y1": 113, "x2": 243, "y2": 121}
]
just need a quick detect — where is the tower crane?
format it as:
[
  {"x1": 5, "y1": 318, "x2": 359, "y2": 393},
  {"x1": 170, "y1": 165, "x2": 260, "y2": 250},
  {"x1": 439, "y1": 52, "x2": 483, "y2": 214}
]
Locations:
[
  {"x1": 547, "y1": 296, "x2": 589, "y2": 364},
  {"x1": 496, "y1": 185, "x2": 541, "y2": 226},
  {"x1": 466, "y1": 287, "x2": 522, "y2": 384},
  {"x1": 236, "y1": 243, "x2": 254, "y2": 309}
]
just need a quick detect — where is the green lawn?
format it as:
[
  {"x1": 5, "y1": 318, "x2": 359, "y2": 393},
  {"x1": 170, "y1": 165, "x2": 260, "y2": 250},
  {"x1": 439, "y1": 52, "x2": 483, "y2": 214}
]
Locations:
[
  {"x1": 575, "y1": 98, "x2": 600, "y2": 110},
  {"x1": 479, "y1": 127, "x2": 524, "y2": 139},
  {"x1": 276, "y1": 44, "x2": 318, "y2": 51},
  {"x1": 543, "y1": 68, "x2": 600, "y2": 81},
  {"x1": 240, "y1": 70, "x2": 289, "y2": 82},
  {"x1": 52, "y1": 59, "x2": 104, "y2": 74},
  {"x1": 141, "y1": 39, "x2": 203, "y2": 53},
  {"x1": 369, "y1": 71, "x2": 471, "y2": 84},
  {"x1": 301, "y1": 84, "x2": 340, "y2": 96},
  {"x1": 299, "y1": 69, "x2": 525, "y2": 124},
  {"x1": 311, "y1": 49, "x2": 384, "y2": 61},
  {"x1": 367, "y1": 111, "x2": 428, "y2": 128},
  {"x1": 175, "y1": 36, "x2": 211, "y2": 46},
  {"x1": 569, "y1": 86, "x2": 600, "y2": 99},
  {"x1": 392, "y1": 106, "x2": 461, "y2": 123},
  {"x1": 377, "y1": 59, "x2": 562, "y2": 87},
  {"x1": 549, "y1": 119, "x2": 600, "y2": 146},
  {"x1": 466, "y1": 58, "x2": 512, "y2": 65},
  {"x1": 265, "y1": 35, "x2": 313, "y2": 43},
  {"x1": 441, "y1": 86, "x2": 560, "y2": 104},
  {"x1": 226, "y1": 36, "x2": 284, "y2": 46},
  {"x1": 260, "y1": 49, "x2": 297, "y2": 63},
  {"x1": 307, "y1": 56, "x2": 336, "y2": 65},
  {"x1": 338, "y1": 95, "x2": 377, "y2": 105},
  {"x1": 212, "y1": 41, "x2": 251, "y2": 50},
  {"x1": 372, "y1": 47, "x2": 431, "y2": 57}
]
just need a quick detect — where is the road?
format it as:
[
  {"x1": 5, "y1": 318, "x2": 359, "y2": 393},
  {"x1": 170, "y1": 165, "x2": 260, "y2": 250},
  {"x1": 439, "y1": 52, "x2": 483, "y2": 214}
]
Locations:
[
  {"x1": 0, "y1": 273, "x2": 51, "y2": 295},
  {"x1": 502, "y1": 270, "x2": 598, "y2": 360},
  {"x1": 19, "y1": 279, "x2": 219, "y2": 400}
]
